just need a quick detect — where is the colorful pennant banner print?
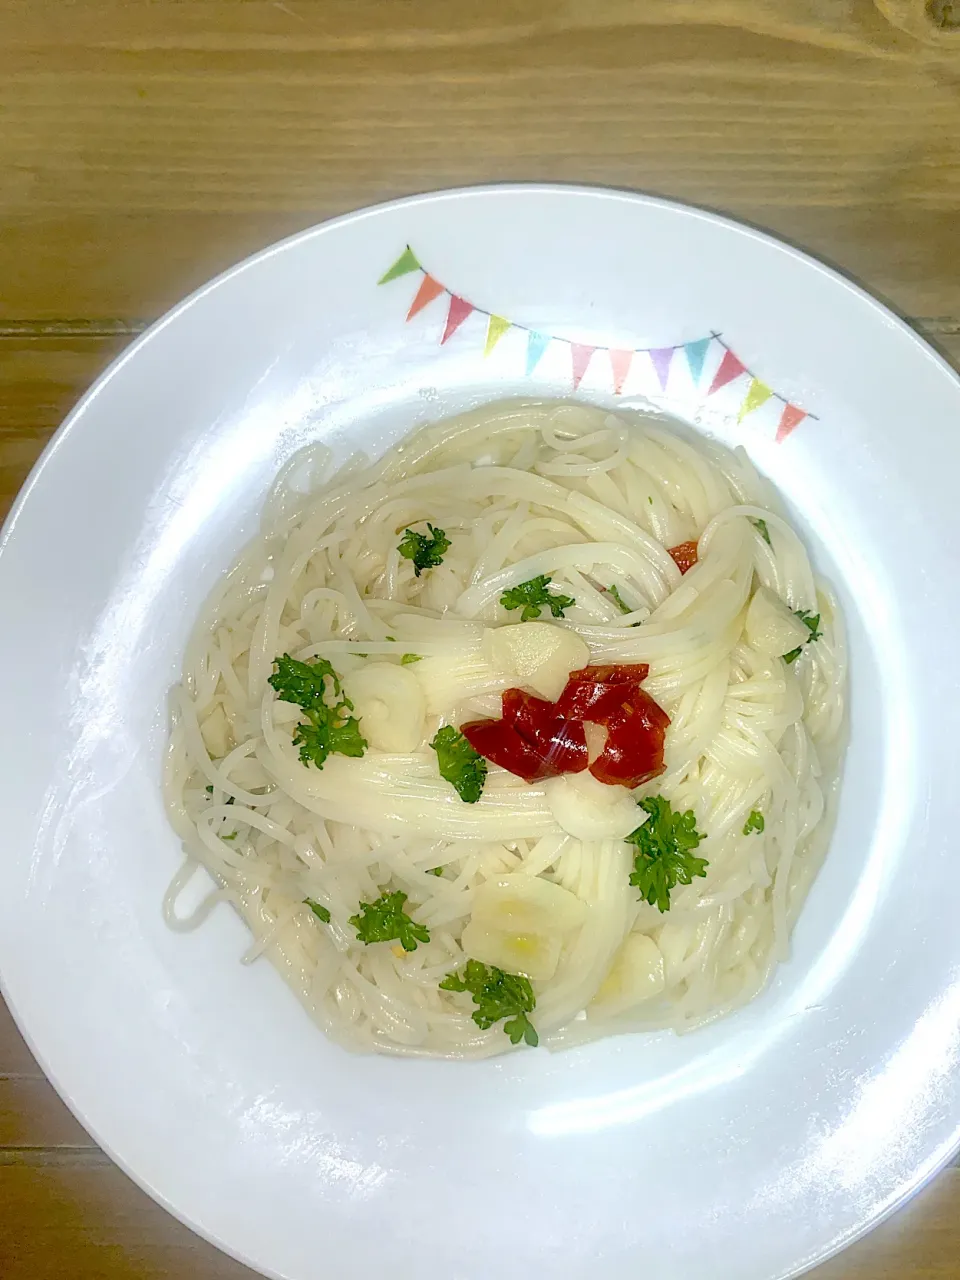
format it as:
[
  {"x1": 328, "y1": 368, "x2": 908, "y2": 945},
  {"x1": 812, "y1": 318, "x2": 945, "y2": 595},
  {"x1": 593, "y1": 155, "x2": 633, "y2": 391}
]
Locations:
[{"x1": 378, "y1": 246, "x2": 815, "y2": 441}]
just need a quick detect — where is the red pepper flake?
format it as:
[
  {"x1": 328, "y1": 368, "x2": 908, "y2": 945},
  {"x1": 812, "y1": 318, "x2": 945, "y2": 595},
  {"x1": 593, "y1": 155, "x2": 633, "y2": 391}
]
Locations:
[{"x1": 667, "y1": 540, "x2": 698, "y2": 574}]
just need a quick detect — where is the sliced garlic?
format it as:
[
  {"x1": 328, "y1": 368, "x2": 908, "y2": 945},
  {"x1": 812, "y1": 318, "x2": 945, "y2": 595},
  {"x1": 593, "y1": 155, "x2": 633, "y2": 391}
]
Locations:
[
  {"x1": 543, "y1": 771, "x2": 640, "y2": 841},
  {"x1": 471, "y1": 872, "x2": 587, "y2": 933},
  {"x1": 584, "y1": 721, "x2": 607, "y2": 764},
  {"x1": 342, "y1": 662, "x2": 426, "y2": 752},
  {"x1": 744, "y1": 587, "x2": 810, "y2": 658},
  {"x1": 461, "y1": 919, "x2": 562, "y2": 982},
  {"x1": 588, "y1": 934, "x2": 665, "y2": 1018},
  {"x1": 200, "y1": 703, "x2": 233, "y2": 758},
  {"x1": 461, "y1": 873, "x2": 587, "y2": 982},
  {"x1": 483, "y1": 621, "x2": 589, "y2": 700},
  {"x1": 655, "y1": 920, "x2": 696, "y2": 986}
]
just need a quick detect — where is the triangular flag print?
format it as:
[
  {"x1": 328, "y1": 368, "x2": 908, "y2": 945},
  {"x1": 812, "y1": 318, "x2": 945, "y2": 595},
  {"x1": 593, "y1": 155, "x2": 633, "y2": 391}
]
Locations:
[
  {"x1": 378, "y1": 246, "x2": 421, "y2": 285},
  {"x1": 738, "y1": 378, "x2": 773, "y2": 422},
  {"x1": 484, "y1": 314, "x2": 511, "y2": 356},
  {"x1": 707, "y1": 348, "x2": 747, "y2": 395},
  {"x1": 570, "y1": 344, "x2": 597, "y2": 390},
  {"x1": 441, "y1": 295, "x2": 474, "y2": 344},
  {"x1": 406, "y1": 274, "x2": 445, "y2": 320},
  {"x1": 649, "y1": 348, "x2": 674, "y2": 390},
  {"x1": 609, "y1": 349, "x2": 634, "y2": 395},
  {"x1": 683, "y1": 337, "x2": 711, "y2": 387},
  {"x1": 775, "y1": 403, "x2": 807, "y2": 443},
  {"x1": 526, "y1": 330, "x2": 551, "y2": 375}
]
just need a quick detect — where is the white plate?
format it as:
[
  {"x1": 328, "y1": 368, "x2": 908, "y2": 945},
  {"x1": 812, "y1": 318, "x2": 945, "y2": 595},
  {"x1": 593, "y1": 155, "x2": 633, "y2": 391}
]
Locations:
[{"x1": 2, "y1": 185, "x2": 959, "y2": 1280}]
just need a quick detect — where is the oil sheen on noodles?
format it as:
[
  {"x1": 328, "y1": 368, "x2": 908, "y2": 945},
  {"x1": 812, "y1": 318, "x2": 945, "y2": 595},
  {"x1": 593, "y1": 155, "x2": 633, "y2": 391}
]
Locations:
[{"x1": 162, "y1": 400, "x2": 846, "y2": 1059}]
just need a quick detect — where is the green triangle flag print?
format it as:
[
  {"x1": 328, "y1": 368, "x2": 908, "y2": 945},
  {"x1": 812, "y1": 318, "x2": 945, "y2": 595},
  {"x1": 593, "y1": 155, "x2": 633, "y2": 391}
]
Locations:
[{"x1": 378, "y1": 246, "x2": 422, "y2": 285}]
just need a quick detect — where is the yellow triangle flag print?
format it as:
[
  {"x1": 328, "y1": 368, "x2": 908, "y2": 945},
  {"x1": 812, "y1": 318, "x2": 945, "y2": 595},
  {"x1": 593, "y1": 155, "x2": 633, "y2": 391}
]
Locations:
[
  {"x1": 484, "y1": 314, "x2": 511, "y2": 356},
  {"x1": 738, "y1": 378, "x2": 773, "y2": 422}
]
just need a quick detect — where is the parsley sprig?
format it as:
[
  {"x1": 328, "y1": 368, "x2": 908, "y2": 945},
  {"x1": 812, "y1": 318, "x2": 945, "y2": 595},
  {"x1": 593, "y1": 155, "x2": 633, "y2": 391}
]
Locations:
[
  {"x1": 350, "y1": 891, "x2": 430, "y2": 952},
  {"x1": 782, "y1": 610, "x2": 823, "y2": 664},
  {"x1": 269, "y1": 653, "x2": 367, "y2": 770},
  {"x1": 430, "y1": 725, "x2": 487, "y2": 803},
  {"x1": 398, "y1": 523, "x2": 450, "y2": 576},
  {"x1": 440, "y1": 959, "x2": 539, "y2": 1046},
  {"x1": 626, "y1": 796, "x2": 708, "y2": 912},
  {"x1": 500, "y1": 574, "x2": 575, "y2": 622}
]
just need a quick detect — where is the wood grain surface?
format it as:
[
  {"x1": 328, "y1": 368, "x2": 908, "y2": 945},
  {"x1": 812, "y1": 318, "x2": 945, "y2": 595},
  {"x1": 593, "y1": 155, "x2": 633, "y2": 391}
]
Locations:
[{"x1": 2, "y1": 1, "x2": 959, "y2": 1276}]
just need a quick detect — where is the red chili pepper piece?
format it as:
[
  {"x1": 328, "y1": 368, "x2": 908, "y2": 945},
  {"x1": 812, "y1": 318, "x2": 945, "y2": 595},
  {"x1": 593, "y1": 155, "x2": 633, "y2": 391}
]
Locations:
[
  {"x1": 501, "y1": 688, "x2": 588, "y2": 774},
  {"x1": 667, "y1": 540, "x2": 698, "y2": 574},
  {"x1": 556, "y1": 664, "x2": 651, "y2": 721},
  {"x1": 463, "y1": 664, "x2": 669, "y2": 788},
  {"x1": 460, "y1": 717, "x2": 555, "y2": 783},
  {"x1": 566, "y1": 664, "x2": 651, "y2": 685},
  {"x1": 588, "y1": 687, "x2": 670, "y2": 788}
]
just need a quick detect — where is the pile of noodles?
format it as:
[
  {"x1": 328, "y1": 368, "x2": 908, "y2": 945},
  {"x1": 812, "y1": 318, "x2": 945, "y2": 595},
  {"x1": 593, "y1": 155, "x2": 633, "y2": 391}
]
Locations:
[{"x1": 163, "y1": 400, "x2": 846, "y2": 1058}]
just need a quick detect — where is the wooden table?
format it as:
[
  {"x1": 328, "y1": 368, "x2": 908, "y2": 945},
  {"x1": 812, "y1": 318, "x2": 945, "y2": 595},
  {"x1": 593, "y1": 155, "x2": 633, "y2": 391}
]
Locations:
[{"x1": 2, "y1": 2, "x2": 959, "y2": 1276}]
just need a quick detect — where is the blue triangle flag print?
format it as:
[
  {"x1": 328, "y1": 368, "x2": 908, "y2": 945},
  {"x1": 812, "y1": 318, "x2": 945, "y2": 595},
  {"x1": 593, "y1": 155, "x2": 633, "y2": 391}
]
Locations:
[
  {"x1": 683, "y1": 337, "x2": 711, "y2": 387},
  {"x1": 525, "y1": 330, "x2": 551, "y2": 376}
]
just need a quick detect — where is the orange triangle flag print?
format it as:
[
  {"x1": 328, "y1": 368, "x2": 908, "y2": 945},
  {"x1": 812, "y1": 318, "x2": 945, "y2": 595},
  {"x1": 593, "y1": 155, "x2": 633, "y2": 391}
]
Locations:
[
  {"x1": 406, "y1": 274, "x2": 445, "y2": 320},
  {"x1": 441, "y1": 295, "x2": 474, "y2": 344}
]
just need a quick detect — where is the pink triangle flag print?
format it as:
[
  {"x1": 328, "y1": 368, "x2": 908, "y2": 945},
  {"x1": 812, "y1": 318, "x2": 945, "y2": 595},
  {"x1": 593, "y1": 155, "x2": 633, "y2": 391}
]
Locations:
[
  {"x1": 570, "y1": 344, "x2": 597, "y2": 390},
  {"x1": 609, "y1": 349, "x2": 633, "y2": 395},
  {"x1": 776, "y1": 404, "x2": 807, "y2": 443},
  {"x1": 708, "y1": 348, "x2": 747, "y2": 395},
  {"x1": 441, "y1": 295, "x2": 474, "y2": 344}
]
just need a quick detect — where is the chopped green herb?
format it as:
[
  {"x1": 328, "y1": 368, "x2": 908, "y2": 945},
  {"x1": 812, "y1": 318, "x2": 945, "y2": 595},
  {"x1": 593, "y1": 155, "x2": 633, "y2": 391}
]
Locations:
[
  {"x1": 743, "y1": 810, "x2": 765, "y2": 836},
  {"x1": 398, "y1": 523, "x2": 450, "y2": 576},
  {"x1": 350, "y1": 891, "x2": 430, "y2": 952},
  {"x1": 400, "y1": 653, "x2": 422, "y2": 665},
  {"x1": 269, "y1": 653, "x2": 367, "y2": 770},
  {"x1": 430, "y1": 725, "x2": 487, "y2": 804},
  {"x1": 427, "y1": 866, "x2": 444, "y2": 876},
  {"x1": 304, "y1": 898, "x2": 331, "y2": 923},
  {"x1": 752, "y1": 517, "x2": 772, "y2": 546},
  {"x1": 608, "y1": 584, "x2": 632, "y2": 615},
  {"x1": 782, "y1": 610, "x2": 823, "y2": 664},
  {"x1": 204, "y1": 786, "x2": 233, "y2": 803},
  {"x1": 500, "y1": 574, "x2": 575, "y2": 622},
  {"x1": 221, "y1": 832, "x2": 237, "y2": 841},
  {"x1": 648, "y1": 495, "x2": 654, "y2": 505},
  {"x1": 440, "y1": 959, "x2": 539, "y2": 1047},
  {"x1": 626, "y1": 796, "x2": 708, "y2": 912}
]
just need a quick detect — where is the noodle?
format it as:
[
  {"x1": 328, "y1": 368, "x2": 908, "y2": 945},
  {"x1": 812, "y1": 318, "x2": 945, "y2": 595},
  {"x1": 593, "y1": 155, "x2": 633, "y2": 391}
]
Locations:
[{"x1": 162, "y1": 400, "x2": 846, "y2": 1058}]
